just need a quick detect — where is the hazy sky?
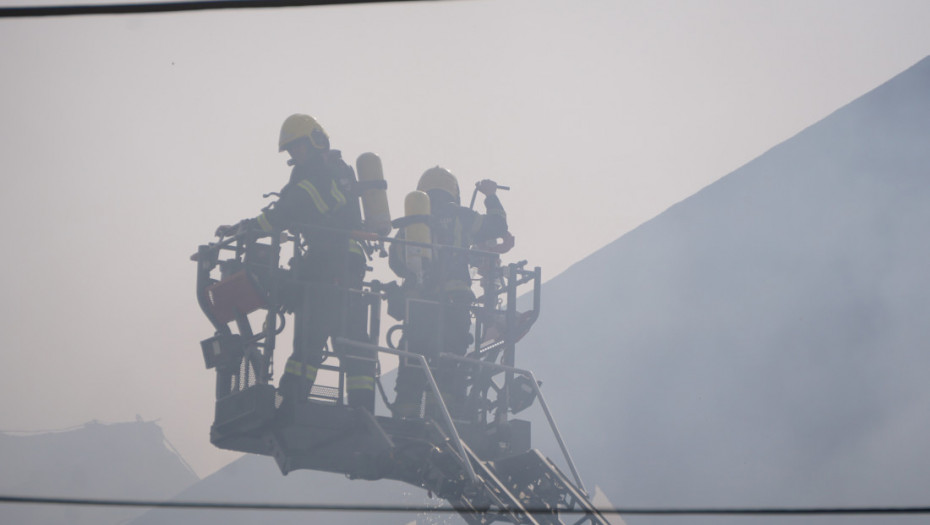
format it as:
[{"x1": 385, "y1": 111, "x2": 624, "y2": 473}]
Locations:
[{"x1": 1, "y1": 0, "x2": 929, "y2": 479}]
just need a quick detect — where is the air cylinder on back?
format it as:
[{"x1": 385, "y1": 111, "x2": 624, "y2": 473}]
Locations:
[
  {"x1": 355, "y1": 152, "x2": 392, "y2": 236},
  {"x1": 403, "y1": 190, "x2": 431, "y2": 283}
]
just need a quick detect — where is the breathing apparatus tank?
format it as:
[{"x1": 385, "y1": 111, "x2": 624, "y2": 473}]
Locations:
[
  {"x1": 403, "y1": 190, "x2": 432, "y2": 284},
  {"x1": 355, "y1": 152, "x2": 392, "y2": 236}
]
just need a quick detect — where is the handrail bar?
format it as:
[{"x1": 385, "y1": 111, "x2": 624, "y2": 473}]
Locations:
[{"x1": 193, "y1": 223, "x2": 506, "y2": 262}]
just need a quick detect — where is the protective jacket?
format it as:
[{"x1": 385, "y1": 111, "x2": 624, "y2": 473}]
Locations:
[
  {"x1": 253, "y1": 149, "x2": 365, "y2": 278},
  {"x1": 389, "y1": 193, "x2": 507, "y2": 294}
]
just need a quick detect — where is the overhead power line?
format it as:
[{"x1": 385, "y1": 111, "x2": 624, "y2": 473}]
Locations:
[
  {"x1": 0, "y1": 0, "x2": 427, "y2": 18},
  {"x1": 1, "y1": 495, "x2": 929, "y2": 516}
]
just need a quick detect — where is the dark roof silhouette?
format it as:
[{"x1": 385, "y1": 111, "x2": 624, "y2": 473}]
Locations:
[{"x1": 0, "y1": 420, "x2": 197, "y2": 524}]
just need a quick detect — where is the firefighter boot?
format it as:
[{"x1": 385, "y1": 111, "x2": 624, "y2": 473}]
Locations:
[{"x1": 277, "y1": 372, "x2": 311, "y2": 423}]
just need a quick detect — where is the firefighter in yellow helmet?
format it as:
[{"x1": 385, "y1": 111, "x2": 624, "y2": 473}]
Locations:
[
  {"x1": 389, "y1": 166, "x2": 507, "y2": 420},
  {"x1": 215, "y1": 114, "x2": 376, "y2": 413}
]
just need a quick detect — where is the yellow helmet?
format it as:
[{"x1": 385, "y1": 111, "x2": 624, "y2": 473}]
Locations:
[
  {"x1": 278, "y1": 114, "x2": 330, "y2": 152},
  {"x1": 417, "y1": 166, "x2": 460, "y2": 204}
]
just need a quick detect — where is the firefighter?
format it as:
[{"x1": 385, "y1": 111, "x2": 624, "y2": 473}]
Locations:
[
  {"x1": 216, "y1": 114, "x2": 375, "y2": 413},
  {"x1": 389, "y1": 166, "x2": 507, "y2": 419}
]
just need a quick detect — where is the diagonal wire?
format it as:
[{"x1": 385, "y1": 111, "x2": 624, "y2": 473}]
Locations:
[
  {"x1": 0, "y1": 0, "x2": 433, "y2": 18},
  {"x1": 1, "y1": 495, "x2": 930, "y2": 516}
]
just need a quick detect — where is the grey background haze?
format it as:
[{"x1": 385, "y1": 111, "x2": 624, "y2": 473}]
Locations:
[
  {"x1": 516, "y1": 54, "x2": 930, "y2": 524},
  {"x1": 1, "y1": 0, "x2": 929, "y2": 500},
  {"x1": 133, "y1": 50, "x2": 930, "y2": 525}
]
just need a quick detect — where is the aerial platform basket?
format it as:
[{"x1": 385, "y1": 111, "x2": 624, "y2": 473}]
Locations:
[{"x1": 194, "y1": 229, "x2": 612, "y2": 525}]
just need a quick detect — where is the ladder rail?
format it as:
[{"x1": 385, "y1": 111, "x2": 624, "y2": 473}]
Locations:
[
  {"x1": 490, "y1": 450, "x2": 612, "y2": 525},
  {"x1": 528, "y1": 452, "x2": 612, "y2": 525},
  {"x1": 459, "y1": 441, "x2": 543, "y2": 525},
  {"x1": 440, "y1": 352, "x2": 588, "y2": 496},
  {"x1": 334, "y1": 337, "x2": 479, "y2": 484}
]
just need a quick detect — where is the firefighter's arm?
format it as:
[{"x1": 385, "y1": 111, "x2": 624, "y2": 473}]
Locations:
[
  {"x1": 252, "y1": 182, "x2": 324, "y2": 234},
  {"x1": 475, "y1": 179, "x2": 507, "y2": 230},
  {"x1": 215, "y1": 223, "x2": 238, "y2": 237},
  {"x1": 475, "y1": 179, "x2": 498, "y2": 197},
  {"x1": 388, "y1": 231, "x2": 415, "y2": 280},
  {"x1": 474, "y1": 193, "x2": 507, "y2": 241}
]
